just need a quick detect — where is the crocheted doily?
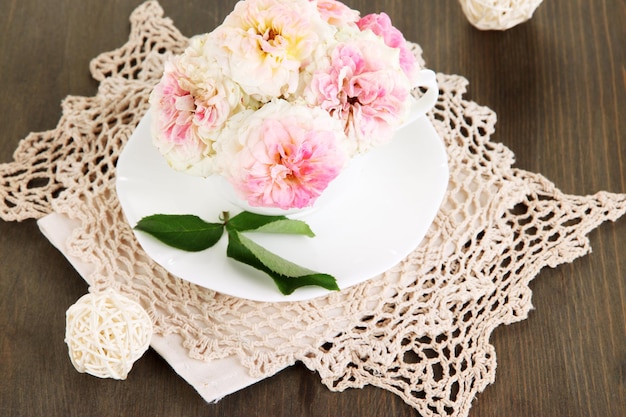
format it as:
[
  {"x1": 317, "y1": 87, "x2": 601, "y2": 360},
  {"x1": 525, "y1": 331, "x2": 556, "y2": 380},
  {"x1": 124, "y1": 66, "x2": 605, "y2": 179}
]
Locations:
[{"x1": 1, "y1": 2, "x2": 624, "y2": 416}]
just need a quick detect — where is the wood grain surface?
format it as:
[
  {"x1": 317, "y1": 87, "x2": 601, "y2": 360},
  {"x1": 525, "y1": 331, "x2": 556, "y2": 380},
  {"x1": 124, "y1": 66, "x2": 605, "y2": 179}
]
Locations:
[{"x1": 1, "y1": 1, "x2": 624, "y2": 416}]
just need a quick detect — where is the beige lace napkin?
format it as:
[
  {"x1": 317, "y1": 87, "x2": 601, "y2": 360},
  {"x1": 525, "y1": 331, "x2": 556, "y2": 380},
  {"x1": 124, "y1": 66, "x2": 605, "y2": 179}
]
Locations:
[{"x1": 1, "y1": 2, "x2": 624, "y2": 416}]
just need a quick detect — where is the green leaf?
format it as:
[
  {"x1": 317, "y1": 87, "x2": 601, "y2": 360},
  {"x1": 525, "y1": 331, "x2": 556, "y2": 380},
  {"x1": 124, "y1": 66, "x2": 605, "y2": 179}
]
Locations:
[
  {"x1": 134, "y1": 214, "x2": 224, "y2": 252},
  {"x1": 226, "y1": 211, "x2": 287, "y2": 231},
  {"x1": 226, "y1": 211, "x2": 314, "y2": 236},
  {"x1": 226, "y1": 229, "x2": 339, "y2": 295},
  {"x1": 252, "y1": 219, "x2": 315, "y2": 236}
]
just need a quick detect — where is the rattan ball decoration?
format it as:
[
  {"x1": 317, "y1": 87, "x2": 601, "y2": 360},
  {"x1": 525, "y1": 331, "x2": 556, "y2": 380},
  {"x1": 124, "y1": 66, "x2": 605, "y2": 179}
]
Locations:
[
  {"x1": 65, "y1": 288, "x2": 153, "y2": 380},
  {"x1": 458, "y1": 0, "x2": 544, "y2": 30}
]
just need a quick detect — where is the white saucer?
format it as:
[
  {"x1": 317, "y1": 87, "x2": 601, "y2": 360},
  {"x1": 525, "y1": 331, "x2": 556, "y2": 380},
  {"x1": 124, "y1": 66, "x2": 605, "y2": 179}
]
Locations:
[{"x1": 116, "y1": 113, "x2": 448, "y2": 302}]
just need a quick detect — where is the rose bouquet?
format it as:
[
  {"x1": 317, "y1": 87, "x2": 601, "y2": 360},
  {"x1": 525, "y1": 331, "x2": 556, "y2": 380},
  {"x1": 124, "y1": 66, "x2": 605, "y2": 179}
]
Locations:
[{"x1": 149, "y1": 0, "x2": 429, "y2": 211}]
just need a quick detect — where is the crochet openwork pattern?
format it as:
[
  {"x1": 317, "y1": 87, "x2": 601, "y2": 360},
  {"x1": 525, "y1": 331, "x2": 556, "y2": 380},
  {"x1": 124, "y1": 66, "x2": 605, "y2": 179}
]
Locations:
[
  {"x1": 0, "y1": 2, "x2": 624, "y2": 416},
  {"x1": 458, "y1": 0, "x2": 544, "y2": 30}
]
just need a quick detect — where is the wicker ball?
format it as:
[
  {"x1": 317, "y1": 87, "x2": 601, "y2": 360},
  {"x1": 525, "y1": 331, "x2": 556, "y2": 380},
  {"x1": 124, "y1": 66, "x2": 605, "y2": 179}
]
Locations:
[
  {"x1": 65, "y1": 288, "x2": 153, "y2": 380},
  {"x1": 459, "y1": 0, "x2": 544, "y2": 30}
]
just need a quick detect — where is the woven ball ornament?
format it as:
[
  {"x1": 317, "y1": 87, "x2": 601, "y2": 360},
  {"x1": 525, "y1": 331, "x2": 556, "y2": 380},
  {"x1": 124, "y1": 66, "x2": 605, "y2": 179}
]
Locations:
[
  {"x1": 458, "y1": 0, "x2": 544, "y2": 30},
  {"x1": 65, "y1": 288, "x2": 153, "y2": 380}
]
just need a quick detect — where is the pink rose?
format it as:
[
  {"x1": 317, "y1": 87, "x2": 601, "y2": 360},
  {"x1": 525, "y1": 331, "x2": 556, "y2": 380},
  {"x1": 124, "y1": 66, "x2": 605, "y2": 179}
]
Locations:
[
  {"x1": 217, "y1": 100, "x2": 347, "y2": 209},
  {"x1": 311, "y1": 0, "x2": 360, "y2": 27},
  {"x1": 149, "y1": 58, "x2": 228, "y2": 176},
  {"x1": 150, "y1": 62, "x2": 194, "y2": 145},
  {"x1": 357, "y1": 12, "x2": 418, "y2": 83},
  {"x1": 305, "y1": 38, "x2": 411, "y2": 154}
]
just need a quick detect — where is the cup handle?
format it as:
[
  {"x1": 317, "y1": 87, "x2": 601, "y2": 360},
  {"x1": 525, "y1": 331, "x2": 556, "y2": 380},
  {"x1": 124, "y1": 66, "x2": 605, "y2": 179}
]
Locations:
[{"x1": 403, "y1": 69, "x2": 439, "y2": 126}]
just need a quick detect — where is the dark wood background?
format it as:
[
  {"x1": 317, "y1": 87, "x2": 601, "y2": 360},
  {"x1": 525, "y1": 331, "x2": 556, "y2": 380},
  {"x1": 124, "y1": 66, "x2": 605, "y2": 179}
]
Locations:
[{"x1": 1, "y1": 1, "x2": 624, "y2": 416}]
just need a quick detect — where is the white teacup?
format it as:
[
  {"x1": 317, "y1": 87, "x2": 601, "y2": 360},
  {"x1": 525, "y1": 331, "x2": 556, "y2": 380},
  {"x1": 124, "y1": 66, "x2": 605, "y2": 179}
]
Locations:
[
  {"x1": 403, "y1": 69, "x2": 439, "y2": 127},
  {"x1": 218, "y1": 69, "x2": 439, "y2": 217}
]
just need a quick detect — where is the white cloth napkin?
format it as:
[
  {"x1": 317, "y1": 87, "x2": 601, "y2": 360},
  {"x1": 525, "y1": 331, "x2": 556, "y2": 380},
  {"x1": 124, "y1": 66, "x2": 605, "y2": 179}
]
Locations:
[{"x1": 37, "y1": 212, "x2": 267, "y2": 402}]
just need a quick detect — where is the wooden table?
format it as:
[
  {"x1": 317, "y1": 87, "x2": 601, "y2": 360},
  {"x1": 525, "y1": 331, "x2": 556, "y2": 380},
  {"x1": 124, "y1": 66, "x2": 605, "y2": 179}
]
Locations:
[{"x1": 1, "y1": 1, "x2": 624, "y2": 416}]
